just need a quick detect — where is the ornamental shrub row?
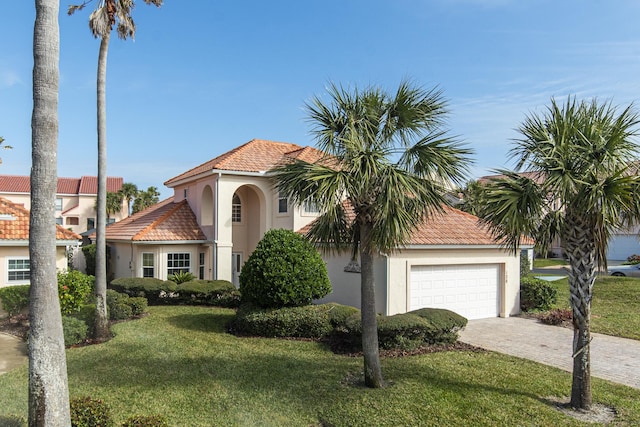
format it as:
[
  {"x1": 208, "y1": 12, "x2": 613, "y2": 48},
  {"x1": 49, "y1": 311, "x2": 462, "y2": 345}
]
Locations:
[
  {"x1": 0, "y1": 285, "x2": 30, "y2": 317},
  {"x1": 231, "y1": 303, "x2": 467, "y2": 352},
  {"x1": 109, "y1": 277, "x2": 240, "y2": 307},
  {"x1": 520, "y1": 276, "x2": 558, "y2": 312}
]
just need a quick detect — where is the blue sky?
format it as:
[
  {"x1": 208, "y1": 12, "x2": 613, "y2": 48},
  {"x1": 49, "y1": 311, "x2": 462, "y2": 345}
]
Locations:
[{"x1": 2, "y1": 1, "x2": 640, "y2": 199}]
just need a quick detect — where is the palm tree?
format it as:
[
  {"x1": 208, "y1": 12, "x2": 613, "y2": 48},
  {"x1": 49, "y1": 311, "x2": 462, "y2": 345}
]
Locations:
[
  {"x1": 0, "y1": 136, "x2": 12, "y2": 165},
  {"x1": 477, "y1": 97, "x2": 640, "y2": 410},
  {"x1": 132, "y1": 186, "x2": 160, "y2": 213},
  {"x1": 98, "y1": 191, "x2": 123, "y2": 221},
  {"x1": 69, "y1": 0, "x2": 162, "y2": 341},
  {"x1": 29, "y1": 0, "x2": 71, "y2": 423},
  {"x1": 119, "y1": 181, "x2": 138, "y2": 215},
  {"x1": 272, "y1": 81, "x2": 473, "y2": 388}
]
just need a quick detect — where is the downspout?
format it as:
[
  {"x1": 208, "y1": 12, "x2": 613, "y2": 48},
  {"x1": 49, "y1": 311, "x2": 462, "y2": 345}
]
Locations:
[{"x1": 213, "y1": 172, "x2": 221, "y2": 279}]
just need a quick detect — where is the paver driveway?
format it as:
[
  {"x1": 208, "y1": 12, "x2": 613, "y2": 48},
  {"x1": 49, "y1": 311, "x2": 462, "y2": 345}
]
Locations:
[{"x1": 458, "y1": 316, "x2": 640, "y2": 389}]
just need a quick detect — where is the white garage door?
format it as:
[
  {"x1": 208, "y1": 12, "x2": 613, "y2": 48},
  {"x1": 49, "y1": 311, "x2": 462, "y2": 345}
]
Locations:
[{"x1": 410, "y1": 264, "x2": 499, "y2": 320}]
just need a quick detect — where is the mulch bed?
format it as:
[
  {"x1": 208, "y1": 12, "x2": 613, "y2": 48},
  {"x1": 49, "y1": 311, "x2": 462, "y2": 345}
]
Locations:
[{"x1": 0, "y1": 314, "x2": 29, "y2": 340}]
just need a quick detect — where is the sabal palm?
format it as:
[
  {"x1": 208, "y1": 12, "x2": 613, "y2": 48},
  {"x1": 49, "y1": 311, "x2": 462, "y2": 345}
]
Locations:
[
  {"x1": 273, "y1": 81, "x2": 472, "y2": 388},
  {"x1": 119, "y1": 182, "x2": 138, "y2": 215},
  {"x1": 478, "y1": 97, "x2": 640, "y2": 409},
  {"x1": 69, "y1": 0, "x2": 162, "y2": 340}
]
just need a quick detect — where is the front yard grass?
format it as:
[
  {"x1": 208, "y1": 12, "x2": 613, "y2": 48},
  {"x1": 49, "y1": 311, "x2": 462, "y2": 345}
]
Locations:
[
  {"x1": 533, "y1": 257, "x2": 569, "y2": 268},
  {"x1": 548, "y1": 276, "x2": 640, "y2": 340},
  {"x1": 1, "y1": 306, "x2": 639, "y2": 426}
]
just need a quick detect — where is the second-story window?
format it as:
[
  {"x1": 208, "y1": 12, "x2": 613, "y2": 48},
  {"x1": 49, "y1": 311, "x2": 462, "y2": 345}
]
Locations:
[
  {"x1": 278, "y1": 192, "x2": 288, "y2": 214},
  {"x1": 55, "y1": 198, "x2": 63, "y2": 211},
  {"x1": 232, "y1": 193, "x2": 241, "y2": 223}
]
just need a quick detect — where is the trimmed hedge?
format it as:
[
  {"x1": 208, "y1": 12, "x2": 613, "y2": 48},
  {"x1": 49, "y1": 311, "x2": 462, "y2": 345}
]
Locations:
[
  {"x1": 121, "y1": 414, "x2": 168, "y2": 427},
  {"x1": 520, "y1": 276, "x2": 557, "y2": 312},
  {"x1": 331, "y1": 307, "x2": 468, "y2": 352},
  {"x1": 0, "y1": 285, "x2": 30, "y2": 317},
  {"x1": 70, "y1": 396, "x2": 113, "y2": 427},
  {"x1": 110, "y1": 277, "x2": 239, "y2": 307},
  {"x1": 231, "y1": 303, "x2": 334, "y2": 338}
]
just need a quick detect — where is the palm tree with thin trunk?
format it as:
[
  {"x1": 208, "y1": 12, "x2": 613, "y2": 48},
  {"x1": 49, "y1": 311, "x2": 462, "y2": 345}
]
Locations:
[
  {"x1": 272, "y1": 80, "x2": 473, "y2": 388},
  {"x1": 132, "y1": 185, "x2": 160, "y2": 213},
  {"x1": 30, "y1": 0, "x2": 71, "y2": 424},
  {"x1": 69, "y1": 0, "x2": 162, "y2": 341},
  {"x1": 119, "y1": 181, "x2": 138, "y2": 215},
  {"x1": 477, "y1": 97, "x2": 640, "y2": 410}
]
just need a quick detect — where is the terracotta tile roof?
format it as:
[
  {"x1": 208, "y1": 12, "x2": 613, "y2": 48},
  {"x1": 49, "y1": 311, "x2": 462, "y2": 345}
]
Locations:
[
  {"x1": 103, "y1": 198, "x2": 207, "y2": 242},
  {"x1": 478, "y1": 171, "x2": 546, "y2": 185},
  {"x1": 164, "y1": 139, "x2": 325, "y2": 185},
  {"x1": 0, "y1": 175, "x2": 123, "y2": 195},
  {"x1": 0, "y1": 197, "x2": 81, "y2": 241},
  {"x1": 298, "y1": 202, "x2": 533, "y2": 247}
]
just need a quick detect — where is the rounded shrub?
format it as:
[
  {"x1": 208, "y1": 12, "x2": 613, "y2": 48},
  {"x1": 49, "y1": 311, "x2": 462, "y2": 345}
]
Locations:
[
  {"x1": 408, "y1": 307, "x2": 468, "y2": 344},
  {"x1": 231, "y1": 303, "x2": 333, "y2": 338},
  {"x1": 239, "y1": 229, "x2": 331, "y2": 308},
  {"x1": 520, "y1": 276, "x2": 557, "y2": 312},
  {"x1": 121, "y1": 414, "x2": 168, "y2": 427},
  {"x1": 62, "y1": 316, "x2": 89, "y2": 347},
  {"x1": 70, "y1": 396, "x2": 113, "y2": 427},
  {"x1": 58, "y1": 270, "x2": 94, "y2": 315}
]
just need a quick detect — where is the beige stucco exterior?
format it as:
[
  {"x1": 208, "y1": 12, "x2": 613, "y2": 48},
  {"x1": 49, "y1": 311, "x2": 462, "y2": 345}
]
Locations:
[{"x1": 317, "y1": 246, "x2": 521, "y2": 317}]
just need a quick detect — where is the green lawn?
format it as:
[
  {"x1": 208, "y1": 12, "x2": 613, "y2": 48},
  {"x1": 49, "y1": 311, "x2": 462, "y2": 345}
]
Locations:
[
  {"x1": 547, "y1": 276, "x2": 640, "y2": 340},
  {"x1": 533, "y1": 257, "x2": 569, "y2": 268},
  {"x1": 1, "y1": 306, "x2": 639, "y2": 426}
]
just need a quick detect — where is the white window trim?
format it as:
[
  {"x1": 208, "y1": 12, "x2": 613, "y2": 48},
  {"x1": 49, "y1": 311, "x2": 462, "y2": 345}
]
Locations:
[
  {"x1": 167, "y1": 252, "x2": 191, "y2": 276},
  {"x1": 277, "y1": 191, "x2": 289, "y2": 215},
  {"x1": 232, "y1": 193, "x2": 243, "y2": 224},
  {"x1": 7, "y1": 257, "x2": 30, "y2": 284},
  {"x1": 142, "y1": 252, "x2": 155, "y2": 278}
]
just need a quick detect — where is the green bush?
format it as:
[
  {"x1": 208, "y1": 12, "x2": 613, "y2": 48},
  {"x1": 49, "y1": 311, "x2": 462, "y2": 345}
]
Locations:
[
  {"x1": 325, "y1": 303, "x2": 360, "y2": 328},
  {"x1": 110, "y1": 277, "x2": 176, "y2": 305},
  {"x1": 127, "y1": 297, "x2": 148, "y2": 316},
  {"x1": 408, "y1": 307, "x2": 468, "y2": 344},
  {"x1": 331, "y1": 307, "x2": 468, "y2": 353},
  {"x1": 70, "y1": 396, "x2": 113, "y2": 427},
  {"x1": 239, "y1": 229, "x2": 331, "y2": 308},
  {"x1": 58, "y1": 270, "x2": 94, "y2": 315},
  {"x1": 0, "y1": 285, "x2": 30, "y2": 317},
  {"x1": 62, "y1": 316, "x2": 89, "y2": 347},
  {"x1": 520, "y1": 251, "x2": 531, "y2": 276},
  {"x1": 167, "y1": 271, "x2": 195, "y2": 284},
  {"x1": 121, "y1": 415, "x2": 168, "y2": 427},
  {"x1": 175, "y1": 280, "x2": 240, "y2": 307},
  {"x1": 231, "y1": 303, "x2": 333, "y2": 338},
  {"x1": 82, "y1": 244, "x2": 112, "y2": 278},
  {"x1": 71, "y1": 304, "x2": 97, "y2": 337},
  {"x1": 520, "y1": 276, "x2": 558, "y2": 311}
]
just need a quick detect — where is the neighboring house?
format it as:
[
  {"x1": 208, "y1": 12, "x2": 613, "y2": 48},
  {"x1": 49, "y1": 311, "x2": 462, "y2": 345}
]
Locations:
[
  {"x1": 0, "y1": 197, "x2": 81, "y2": 289},
  {"x1": 0, "y1": 175, "x2": 127, "y2": 235},
  {"x1": 104, "y1": 139, "x2": 528, "y2": 320}
]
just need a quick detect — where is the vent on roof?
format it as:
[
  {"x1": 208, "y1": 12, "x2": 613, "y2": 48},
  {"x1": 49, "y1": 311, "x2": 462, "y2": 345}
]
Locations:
[{"x1": 0, "y1": 214, "x2": 16, "y2": 221}]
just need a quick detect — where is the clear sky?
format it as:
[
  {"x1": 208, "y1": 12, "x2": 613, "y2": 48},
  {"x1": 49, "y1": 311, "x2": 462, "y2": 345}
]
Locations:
[{"x1": 2, "y1": 1, "x2": 640, "y2": 199}]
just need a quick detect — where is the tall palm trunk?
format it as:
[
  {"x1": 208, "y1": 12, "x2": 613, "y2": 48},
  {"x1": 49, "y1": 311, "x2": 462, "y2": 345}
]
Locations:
[
  {"x1": 94, "y1": 33, "x2": 110, "y2": 340},
  {"x1": 30, "y1": 0, "x2": 71, "y2": 424},
  {"x1": 359, "y1": 222, "x2": 384, "y2": 387},
  {"x1": 564, "y1": 210, "x2": 596, "y2": 409}
]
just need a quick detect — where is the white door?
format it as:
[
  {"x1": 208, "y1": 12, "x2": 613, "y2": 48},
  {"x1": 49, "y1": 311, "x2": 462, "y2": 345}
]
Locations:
[
  {"x1": 231, "y1": 252, "x2": 242, "y2": 288},
  {"x1": 409, "y1": 264, "x2": 499, "y2": 320}
]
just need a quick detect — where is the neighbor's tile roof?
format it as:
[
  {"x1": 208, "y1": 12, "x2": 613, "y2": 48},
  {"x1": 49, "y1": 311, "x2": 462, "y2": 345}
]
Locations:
[
  {"x1": 0, "y1": 197, "x2": 81, "y2": 241},
  {"x1": 478, "y1": 171, "x2": 546, "y2": 185},
  {"x1": 298, "y1": 202, "x2": 534, "y2": 247},
  {"x1": 164, "y1": 139, "x2": 325, "y2": 185},
  {"x1": 0, "y1": 175, "x2": 123, "y2": 195},
  {"x1": 103, "y1": 198, "x2": 207, "y2": 242}
]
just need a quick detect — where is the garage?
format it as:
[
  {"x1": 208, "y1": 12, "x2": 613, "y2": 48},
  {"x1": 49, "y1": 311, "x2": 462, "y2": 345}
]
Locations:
[{"x1": 409, "y1": 264, "x2": 500, "y2": 320}]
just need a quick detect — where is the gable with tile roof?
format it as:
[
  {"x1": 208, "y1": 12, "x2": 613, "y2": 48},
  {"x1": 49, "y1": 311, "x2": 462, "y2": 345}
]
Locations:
[
  {"x1": 0, "y1": 197, "x2": 80, "y2": 289},
  {"x1": 106, "y1": 138, "x2": 529, "y2": 320}
]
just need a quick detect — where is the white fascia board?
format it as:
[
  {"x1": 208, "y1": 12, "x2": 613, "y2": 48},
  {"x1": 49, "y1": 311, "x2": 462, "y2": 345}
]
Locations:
[
  {"x1": 110, "y1": 240, "x2": 211, "y2": 245},
  {"x1": 0, "y1": 240, "x2": 29, "y2": 247},
  {"x1": 165, "y1": 169, "x2": 267, "y2": 188},
  {"x1": 401, "y1": 244, "x2": 507, "y2": 250}
]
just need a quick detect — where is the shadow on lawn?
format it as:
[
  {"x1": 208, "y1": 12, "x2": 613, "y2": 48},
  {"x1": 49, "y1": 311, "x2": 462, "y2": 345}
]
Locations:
[{"x1": 167, "y1": 311, "x2": 235, "y2": 333}]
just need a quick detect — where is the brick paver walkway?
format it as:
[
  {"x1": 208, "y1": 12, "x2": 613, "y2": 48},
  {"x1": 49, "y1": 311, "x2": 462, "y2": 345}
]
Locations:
[{"x1": 458, "y1": 317, "x2": 640, "y2": 389}]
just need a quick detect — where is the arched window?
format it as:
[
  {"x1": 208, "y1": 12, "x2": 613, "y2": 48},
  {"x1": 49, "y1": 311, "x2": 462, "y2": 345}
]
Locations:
[{"x1": 232, "y1": 193, "x2": 241, "y2": 223}]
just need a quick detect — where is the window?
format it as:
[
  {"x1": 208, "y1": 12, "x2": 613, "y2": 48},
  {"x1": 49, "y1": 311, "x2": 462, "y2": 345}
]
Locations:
[
  {"x1": 167, "y1": 253, "x2": 190, "y2": 276},
  {"x1": 8, "y1": 258, "x2": 30, "y2": 282},
  {"x1": 199, "y1": 252, "x2": 205, "y2": 280},
  {"x1": 183, "y1": 188, "x2": 188, "y2": 198},
  {"x1": 87, "y1": 218, "x2": 95, "y2": 230},
  {"x1": 55, "y1": 198, "x2": 63, "y2": 211},
  {"x1": 55, "y1": 217, "x2": 63, "y2": 225},
  {"x1": 142, "y1": 253, "x2": 155, "y2": 278},
  {"x1": 303, "y1": 200, "x2": 320, "y2": 214},
  {"x1": 66, "y1": 217, "x2": 79, "y2": 226},
  {"x1": 278, "y1": 192, "x2": 288, "y2": 213},
  {"x1": 107, "y1": 218, "x2": 115, "y2": 224},
  {"x1": 232, "y1": 194, "x2": 241, "y2": 223}
]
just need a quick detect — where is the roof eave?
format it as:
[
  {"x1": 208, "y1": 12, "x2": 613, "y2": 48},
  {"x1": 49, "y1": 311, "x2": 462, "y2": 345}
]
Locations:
[{"x1": 165, "y1": 169, "x2": 267, "y2": 188}]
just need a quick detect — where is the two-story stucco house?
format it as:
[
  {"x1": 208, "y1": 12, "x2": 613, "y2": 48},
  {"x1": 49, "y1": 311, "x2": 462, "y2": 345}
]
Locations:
[
  {"x1": 103, "y1": 139, "x2": 530, "y2": 319},
  {"x1": 0, "y1": 175, "x2": 127, "y2": 235}
]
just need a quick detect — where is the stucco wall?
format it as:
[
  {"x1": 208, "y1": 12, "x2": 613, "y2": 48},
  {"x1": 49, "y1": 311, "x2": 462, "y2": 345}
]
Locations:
[{"x1": 385, "y1": 247, "x2": 520, "y2": 317}]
